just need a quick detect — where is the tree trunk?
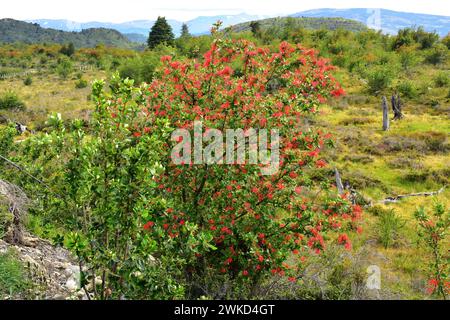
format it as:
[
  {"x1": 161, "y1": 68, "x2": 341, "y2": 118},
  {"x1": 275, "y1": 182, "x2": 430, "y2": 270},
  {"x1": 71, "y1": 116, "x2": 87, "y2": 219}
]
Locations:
[
  {"x1": 391, "y1": 94, "x2": 403, "y2": 120},
  {"x1": 382, "y1": 96, "x2": 389, "y2": 131},
  {"x1": 334, "y1": 168, "x2": 344, "y2": 195}
]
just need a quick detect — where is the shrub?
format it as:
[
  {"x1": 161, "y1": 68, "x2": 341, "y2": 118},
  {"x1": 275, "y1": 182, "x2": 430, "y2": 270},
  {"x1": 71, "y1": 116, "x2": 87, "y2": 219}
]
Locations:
[
  {"x1": 426, "y1": 44, "x2": 448, "y2": 65},
  {"x1": 376, "y1": 209, "x2": 405, "y2": 248},
  {"x1": 392, "y1": 28, "x2": 415, "y2": 50},
  {"x1": 442, "y1": 34, "x2": 450, "y2": 49},
  {"x1": 118, "y1": 55, "x2": 159, "y2": 84},
  {"x1": 0, "y1": 250, "x2": 31, "y2": 297},
  {"x1": 75, "y1": 78, "x2": 88, "y2": 89},
  {"x1": 433, "y1": 72, "x2": 449, "y2": 88},
  {"x1": 18, "y1": 38, "x2": 360, "y2": 299},
  {"x1": 397, "y1": 81, "x2": 418, "y2": 99},
  {"x1": 0, "y1": 91, "x2": 26, "y2": 111},
  {"x1": 59, "y1": 43, "x2": 75, "y2": 57},
  {"x1": 414, "y1": 203, "x2": 449, "y2": 299},
  {"x1": 56, "y1": 58, "x2": 73, "y2": 79},
  {"x1": 23, "y1": 76, "x2": 32, "y2": 86},
  {"x1": 398, "y1": 46, "x2": 419, "y2": 70},
  {"x1": 366, "y1": 66, "x2": 393, "y2": 94}
]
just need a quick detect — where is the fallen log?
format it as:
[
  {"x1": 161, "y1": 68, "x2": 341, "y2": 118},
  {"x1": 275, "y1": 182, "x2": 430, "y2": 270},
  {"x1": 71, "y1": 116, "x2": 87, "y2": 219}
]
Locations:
[{"x1": 377, "y1": 186, "x2": 446, "y2": 204}]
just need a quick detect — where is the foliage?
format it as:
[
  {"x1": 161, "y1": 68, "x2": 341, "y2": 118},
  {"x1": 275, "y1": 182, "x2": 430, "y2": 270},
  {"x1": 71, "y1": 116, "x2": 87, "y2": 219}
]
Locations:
[
  {"x1": 426, "y1": 44, "x2": 448, "y2": 65},
  {"x1": 180, "y1": 23, "x2": 191, "y2": 38},
  {"x1": 10, "y1": 36, "x2": 360, "y2": 299},
  {"x1": 392, "y1": 27, "x2": 439, "y2": 50},
  {"x1": 0, "y1": 250, "x2": 31, "y2": 297},
  {"x1": 118, "y1": 54, "x2": 160, "y2": 84},
  {"x1": 132, "y1": 35, "x2": 359, "y2": 298},
  {"x1": 0, "y1": 19, "x2": 138, "y2": 49},
  {"x1": 366, "y1": 66, "x2": 394, "y2": 94},
  {"x1": 0, "y1": 91, "x2": 26, "y2": 110},
  {"x1": 414, "y1": 203, "x2": 449, "y2": 299},
  {"x1": 397, "y1": 81, "x2": 418, "y2": 99},
  {"x1": 56, "y1": 58, "x2": 73, "y2": 79},
  {"x1": 433, "y1": 72, "x2": 449, "y2": 88},
  {"x1": 75, "y1": 78, "x2": 88, "y2": 89},
  {"x1": 148, "y1": 17, "x2": 175, "y2": 49},
  {"x1": 398, "y1": 45, "x2": 419, "y2": 71},
  {"x1": 59, "y1": 43, "x2": 75, "y2": 57},
  {"x1": 376, "y1": 209, "x2": 405, "y2": 248},
  {"x1": 23, "y1": 76, "x2": 32, "y2": 86}
]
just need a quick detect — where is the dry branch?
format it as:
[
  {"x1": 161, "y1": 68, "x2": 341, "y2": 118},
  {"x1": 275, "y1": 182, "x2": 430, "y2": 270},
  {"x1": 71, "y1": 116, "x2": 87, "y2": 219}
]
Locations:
[{"x1": 377, "y1": 186, "x2": 446, "y2": 204}]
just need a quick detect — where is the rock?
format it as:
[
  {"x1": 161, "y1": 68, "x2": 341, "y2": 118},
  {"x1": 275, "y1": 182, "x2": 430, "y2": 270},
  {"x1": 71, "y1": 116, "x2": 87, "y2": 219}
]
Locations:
[
  {"x1": 65, "y1": 278, "x2": 79, "y2": 292},
  {"x1": 0, "y1": 237, "x2": 80, "y2": 299}
]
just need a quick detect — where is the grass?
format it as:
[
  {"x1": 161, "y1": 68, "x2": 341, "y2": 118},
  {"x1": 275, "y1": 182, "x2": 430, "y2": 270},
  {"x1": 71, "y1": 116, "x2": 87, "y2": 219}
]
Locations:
[{"x1": 0, "y1": 249, "x2": 31, "y2": 298}]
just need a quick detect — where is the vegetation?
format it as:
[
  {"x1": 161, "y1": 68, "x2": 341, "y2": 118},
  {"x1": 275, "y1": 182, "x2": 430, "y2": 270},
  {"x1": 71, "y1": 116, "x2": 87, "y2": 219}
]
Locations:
[
  {"x1": 414, "y1": 204, "x2": 449, "y2": 299},
  {"x1": 0, "y1": 250, "x2": 31, "y2": 298},
  {"x1": 0, "y1": 19, "x2": 139, "y2": 49},
  {"x1": 147, "y1": 17, "x2": 175, "y2": 49},
  {"x1": 0, "y1": 91, "x2": 26, "y2": 110},
  {"x1": 0, "y1": 17, "x2": 448, "y2": 300}
]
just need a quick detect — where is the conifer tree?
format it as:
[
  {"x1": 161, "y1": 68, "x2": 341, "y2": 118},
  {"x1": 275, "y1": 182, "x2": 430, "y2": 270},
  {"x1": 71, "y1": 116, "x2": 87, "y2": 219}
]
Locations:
[
  {"x1": 180, "y1": 23, "x2": 190, "y2": 38},
  {"x1": 147, "y1": 16, "x2": 175, "y2": 49}
]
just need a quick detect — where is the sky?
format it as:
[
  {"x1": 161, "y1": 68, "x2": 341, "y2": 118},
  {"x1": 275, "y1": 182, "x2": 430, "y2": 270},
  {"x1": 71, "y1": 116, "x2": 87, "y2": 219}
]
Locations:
[{"x1": 1, "y1": 0, "x2": 449, "y2": 22}]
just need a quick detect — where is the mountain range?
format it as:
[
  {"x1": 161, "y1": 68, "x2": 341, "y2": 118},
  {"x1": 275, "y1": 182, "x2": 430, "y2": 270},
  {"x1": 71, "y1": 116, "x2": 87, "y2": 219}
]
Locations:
[
  {"x1": 27, "y1": 13, "x2": 268, "y2": 41},
  {"x1": 291, "y1": 8, "x2": 450, "y2": 36},
  {"x1": 25, "y1": 9, "x2": 450, "y2": 41},
  {"x1": 0, "y1": 19, "x2": 139, "y2": 48}
]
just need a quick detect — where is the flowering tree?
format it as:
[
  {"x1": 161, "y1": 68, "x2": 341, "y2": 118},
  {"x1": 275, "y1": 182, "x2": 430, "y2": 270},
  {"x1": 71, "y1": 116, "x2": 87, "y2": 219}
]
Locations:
[{"x1": 133, "y1": 34, "x2": 361, "y2": 297}]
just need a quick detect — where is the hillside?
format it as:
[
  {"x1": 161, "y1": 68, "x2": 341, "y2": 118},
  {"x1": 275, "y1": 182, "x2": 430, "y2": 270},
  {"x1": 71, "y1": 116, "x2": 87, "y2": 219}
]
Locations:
[
  {"x1": 0, "y1": 19, "x2": 139, "y2": 48},
  {"x1": 230, "y1": 16, "x2": 368, "y2": 33},
  {"x1": 291, "y1": 8, "x2": 450, "y2": 36},
  {"x1": 28, "y1": 13, "x2": 267, "y2": 37}
]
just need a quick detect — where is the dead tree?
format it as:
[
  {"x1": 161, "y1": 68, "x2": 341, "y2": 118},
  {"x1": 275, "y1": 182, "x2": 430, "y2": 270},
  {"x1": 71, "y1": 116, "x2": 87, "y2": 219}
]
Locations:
[
  {"x1": 391, "y1": 94, "x2": 403, "y2": 120},
  {"x1": 334, "y1": 168, "x2": 344, "y2": 195},
  {"x1": 0, "y1": 179, "x2": 29, "y2": 245},
  {"x1": 382, "y1": 96, "x2": 389, "y2": 131}
]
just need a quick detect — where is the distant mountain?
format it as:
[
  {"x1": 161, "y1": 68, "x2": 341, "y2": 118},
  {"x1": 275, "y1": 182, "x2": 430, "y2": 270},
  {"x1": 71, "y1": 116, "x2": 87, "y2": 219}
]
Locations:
[
  {"x1": 0, "y1": 19, "x2": 138, "y2": 48},
  {"x1": 28, "y1": 13, "x2": 268, "y2": 38},
  {"x1": 231, "y1": 16, "x2": 368, "y2": 33},
  {"x1": 186, "y1": 13, "x2": 268, "y2": 35},
  {"x1": 291, "y1": 8, "x2": 450, "y2": 36},
  {"x1": 124, "y1": 33, "x2": 148, "y2": 43}
]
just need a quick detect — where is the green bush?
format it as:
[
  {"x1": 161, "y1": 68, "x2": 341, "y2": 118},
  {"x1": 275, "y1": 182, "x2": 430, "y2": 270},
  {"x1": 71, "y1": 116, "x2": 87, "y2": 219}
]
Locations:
[
  {"x1": 398, "y1": 46, "x2": 419, "y2": 70},
  {"x1": 56, "y1": 58, "x2": 73, "y2": 79},
  {"x1": 376, "y1": 209, "x2": 405, "y2": 248},
  {"x1": 0, "y1": 250, "x2": 31, "y2": 297},
  {"x1": 366, "y1": 67, "x2": 393, "y2": 94},
  {"x1": 75, "y1": 78, "x2": 88, "y2": 89},
  {"x1": 0, "y1": 91, "x2": 26, "y2": 110},
  {"x1": 118, "y1": 55, "x2": 159, "y2": 84},
  {"x1": 397, "y1": 81, "x2": 418, "y2": 99},
  {"x1": 23, "y1": 76, "x2": 32, "y2": 86},
  {"x1": 426, "y1": 44, "x2": 448, "y2": 65},
  {"x1": 433, "y1": 72, "x2": 449, "y2": 88}
]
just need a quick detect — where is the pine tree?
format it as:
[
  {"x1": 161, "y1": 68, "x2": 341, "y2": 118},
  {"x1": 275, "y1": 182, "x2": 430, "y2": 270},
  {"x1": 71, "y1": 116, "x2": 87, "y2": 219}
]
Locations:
[
  {"x1": 249, "y1": 21, "x2": 261, "y2": 37},
  {"x1": 148, "y1": 16, "x2": 175, "y2": 49},
  {"x1": 180, "y1": 23, "x2": 191, "y2": 38}
]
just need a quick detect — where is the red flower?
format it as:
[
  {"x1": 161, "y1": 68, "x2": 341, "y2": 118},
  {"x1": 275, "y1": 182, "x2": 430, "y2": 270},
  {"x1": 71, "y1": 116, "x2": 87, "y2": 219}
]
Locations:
[
  {"x1": 143, "y1": 221, "x2": 154, "y2": 230},
  {"x1": 133, "y1": 132, "x2": 142, "y2": 138},
  {"x1": 315, "y1": 159, "x2": 327, "y2": 168},
  {"x1": 242, "y1": 270, "x2": 249, "y2": 276},
  {"x1": 426, "y1": 279, "x2": 439, "y2": 294}
]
